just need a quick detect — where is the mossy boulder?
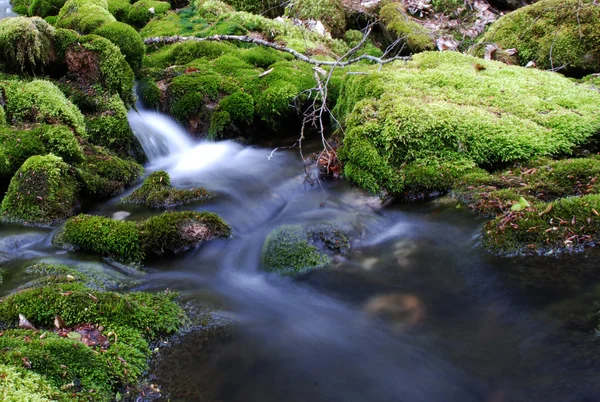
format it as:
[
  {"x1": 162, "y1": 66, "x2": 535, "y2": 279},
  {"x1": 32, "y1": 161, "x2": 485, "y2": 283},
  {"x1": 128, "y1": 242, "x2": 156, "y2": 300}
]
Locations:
[
  {"x1": 1, "y1": 154, "x2": 79, "y2": 226},
  {"x1": 262, "y1": 225, "x2": 348, "y2": 275},
  {"x1": 379, "y1": 2, "x2": 435, "y2": 53},
  {"x1": 56, "y1": 0, "x2": 116, "y2": 33},
  {"x1": 335, "y1": 51, "x2": 600, "y2": 196},
  {"x1": 0, "y1": 79, "x2": 86, "y2": 136},
  {"x1": 57, "y1": 211, "x2": 231, "y2": 264},
  {"x1": 93, "y1": 21, "x2": 145, "y2": 74},
  {"x1": 121, "y1": 170, "x2": 212, "y2": 207},
  {"x1": 454, "y1": 156, "x2": 600, "y2": 255},
  {"x1": 126, "y1": 0, "x2": 171, "y2": 29},
  {"x1": 480, "y1": 0, "x2": 600, "y2": 76},
  {"x1": 0, "y1": 16, "x2": 56, "y2": 74},
  {"x1": 285, "y1": 0, "x2": 346, "y2": 37}
]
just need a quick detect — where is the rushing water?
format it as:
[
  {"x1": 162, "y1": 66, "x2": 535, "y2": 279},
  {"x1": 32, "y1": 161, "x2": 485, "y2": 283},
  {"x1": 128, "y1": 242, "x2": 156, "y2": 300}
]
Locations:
[
  {"x1": 0, "y1": 0, "x2": 14, "y2": 20},
  {"x1": 2, "y1": 108, "x2": 600, "y2": 401}
]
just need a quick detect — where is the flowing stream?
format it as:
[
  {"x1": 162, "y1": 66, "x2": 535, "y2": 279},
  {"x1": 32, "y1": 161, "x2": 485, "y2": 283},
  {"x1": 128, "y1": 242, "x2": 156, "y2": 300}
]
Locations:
[{"x1": 2, "y1": 108, "x2": 600, "y2": 401}]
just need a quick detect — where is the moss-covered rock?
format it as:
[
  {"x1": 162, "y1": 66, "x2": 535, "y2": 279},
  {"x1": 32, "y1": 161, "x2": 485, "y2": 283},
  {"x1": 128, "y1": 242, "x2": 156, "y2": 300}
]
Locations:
[
  {"x1": 335, "y1": 51, "x2": 600, "y2": 196},
  {"x1": 1, "y1": 154, "x2": 79, "y2": 225},
  {"x1": 126, "y1": 0, "x2": 171, "y2": 29},
  {"x1": 0, "y1": 16, "x2": 56, "y2": 74},
  {"x1": 0, "y1": 79, "x2": 86, "y2": 136},
  {"x1": 121, "y1": 170, "x2": 212, "y2": 207},
  {"x1": 379, "y1": 2, "x2": 435, "y2": 53},
  {"x1": 57, "y1": 211, "x2": 231, "y2": 263},
  {"x1": 0, "y1": 364, "x2": 62, "y2": 402},
  {"x1": 480, "y1": 0, "x2": 600, "y2": 76},
  {"x1": 262, "y1": 225, "x2": 331, "y2": 275},
  {"x1": 56, "y1": 0, "x2": 116, "y2": 33},
  {"x1": 93, "y1": 21, "x2": 145, "y2": 74},
  {"x1": 285, "y1": 0, "x2": 346, "y2": 37}
]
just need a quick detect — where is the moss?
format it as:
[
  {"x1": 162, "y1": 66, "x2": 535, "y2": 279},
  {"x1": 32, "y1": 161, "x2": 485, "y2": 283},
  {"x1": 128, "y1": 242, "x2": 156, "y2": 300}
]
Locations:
[
  {"x1": 40, "y1": 124, "x2": 84, "y2": 163},
  {"x1": 52, "y1": 27, "x2": 79, "y2": 59},
  {"x1": 380, "y1": 2, "x2": 434, "y2": 53},
  {"x1": 24, "y1": 261, "x2": 122, "y2": 290},
  {"x1": 344, "y1": 29, "x2": 383, "y2": 58},
  {"x1": 138, "y1": 77, "x2": 161, "y2": 109},
  {"x1": 28, "y1": 0, "x2": 67, "y2": 17},
  {"x1": 0, "y1": 126, "x2": 46, "y2": 179},
  {"x1": 222, "y1": 0, "x2": 283, "y2": 16},
  {"x1": 126, "y1": 0, "x2": 171, "y2": 29},
  {"x1": 58, "y1": 211, "x2": 230, "y2": 263},
  {"x1": 285, "y1": 0, "x2": 346, "y2": 37},
  {"x1": 121, "y1": 170, "x2": 212, "y2": 207},
  {"x1": 0, "y1": 17, "x2": 56, "y2": 74},
  {"x1": 0, "y1": 154, "x2": 78, "y2": 226},
  {"x1": 218, "y1": 91, "x2": 254, "y2": 124},
  {"x1": 107, "y1": 0, "x2": 132, "y2": 20},
  {"x1": 1, "y1": 79, "x2": 86, "y2": 136},
  {"x1": 0, "y1": 364, "x2": 63, "y2": 402},
  {"x1": 480, "y1": 0, "x2": 600, "y2": 76},
  {"x1": 335, "y1": 51, "x2": 600, "y2": 196},
  {"x1": 0, "y1": 104, "x2": 5, "y2": 125},
  {"x1": 262, "y1": 225, "x2": 330, "y2": 275},
  {"x1": 56, "y1": 0, "x2": 116, "y2": 33},
  {"x1": 93, "y1": 21, "x2": 145, "y2": 74}
]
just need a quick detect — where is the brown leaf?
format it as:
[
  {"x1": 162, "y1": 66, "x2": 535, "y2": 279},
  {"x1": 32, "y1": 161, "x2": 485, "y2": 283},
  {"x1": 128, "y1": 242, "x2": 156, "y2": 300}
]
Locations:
[
  {"x1": 54, "y1": 315, "x2": 66, "y2": 330},
  {"x1": 18, "y1": 314, "x2": 36, "y2": 330}
]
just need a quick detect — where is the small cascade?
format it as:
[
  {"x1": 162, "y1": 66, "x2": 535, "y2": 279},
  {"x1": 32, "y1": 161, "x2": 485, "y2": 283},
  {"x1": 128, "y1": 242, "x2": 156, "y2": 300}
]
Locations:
[
  {"x1": 127, "y1": 109, "x2": 196, "y2": 162},
  {"x1": 0, "y1": 0, "x2": 15, "y2": 19}
]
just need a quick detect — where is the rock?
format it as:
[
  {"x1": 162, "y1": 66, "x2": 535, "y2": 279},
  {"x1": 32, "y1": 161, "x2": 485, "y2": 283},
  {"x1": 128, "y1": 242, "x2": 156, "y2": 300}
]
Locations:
[
  {"x1": 0, "y1": 17, "x2": 56, "y2": 74},
  {"x1": 379, "y1": 2, "x2": 435, "y2": 53}
]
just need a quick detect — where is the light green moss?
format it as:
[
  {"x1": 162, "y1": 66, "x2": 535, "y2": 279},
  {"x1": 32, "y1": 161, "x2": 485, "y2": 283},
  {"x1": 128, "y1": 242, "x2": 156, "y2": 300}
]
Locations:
[
  {"x1": 380, "y1": 2, "x2": 434, "y2": 53},
  {"x1": 0, "y1": 17, "x2": 56, "y2": 74},
  {"x1": 40, "y1": 124, "x2": 84, "y2": 163},
  {"x1": 336, "y1": 51, "x2": 600, "y2": 195},
  {"x1": 480, "y1": 0, "x2": 600, "y2": 75},
  {"x1": 262, "y1": 225, "x2": 330, "y2": 275},
  {"x1": 56, "y1": 0, "x2": 116, "y2": 33},
  {"x1": 93, "y1": 21, "x2": 145, "y2": 74},
  {"x1": 0, "y1": 154, "x2": 78, "y2": 225},
  {"x1": 0, "y1": 365, "x2": 62, "y2": 402},
  {"x1": 1, "y1": 79, "x2": 86, "y2": 136}
]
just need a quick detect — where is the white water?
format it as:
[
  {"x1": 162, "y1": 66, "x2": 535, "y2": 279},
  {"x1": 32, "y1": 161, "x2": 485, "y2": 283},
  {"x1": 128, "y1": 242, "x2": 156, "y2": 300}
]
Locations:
[{"x1": 0, "y1": 0, "x2": 15, "y2": 19}]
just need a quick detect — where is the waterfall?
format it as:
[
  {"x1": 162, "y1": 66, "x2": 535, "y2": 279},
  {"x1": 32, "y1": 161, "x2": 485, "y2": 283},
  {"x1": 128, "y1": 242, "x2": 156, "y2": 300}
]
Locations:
[{"x1": 127, "y1": 109, "x2": 196, "y2": 163}]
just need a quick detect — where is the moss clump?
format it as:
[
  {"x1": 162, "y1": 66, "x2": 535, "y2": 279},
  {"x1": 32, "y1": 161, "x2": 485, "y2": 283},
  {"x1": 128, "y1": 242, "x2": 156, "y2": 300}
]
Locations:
[
  {"x1": 93, "y1": 21, "x2": 145, "y2": 74},
  {"x1": 58, "y1": 211, "x2": 231, "y2": 263},
  {"x1": 121, "y1": 170, "x2": 212, "y2": 207},
  {"x1": 24, "y1": 261, "x2": 122, "y2": 290},
  {"x1": 1, "y1": 155, "x2": 78, "y2": 226},
  {"x1": 480, "y1": 0, "x2": 600, "y2": 76},
  {"x1": 56, "y1": 0, "x2": 116, "y2": 33},
  {"x1": 138, "y1": 77, "x2": 161, "y2": 109},
  {"x1": 40, "y1": 124, "x2": 85, "y2": 163},
  {"x1": 380, "y1": 2, "x2": 434, "y2": 53},
  {"x1": 0, "y1": 364, "x2": 62, "y2": 402},
  {"x1": 335, "y1": 51, "x2": 600, "y2": 196},
  {"x1": 285, "y1": 0, "x2": 346, "y2": 37},
  {"x1": 0, "y1": 17, "x2": 56, "y2": 74},
  {"x1": 262, "y1": 225, "x2": 330, "y2": 275},
  {"x1": 1, "y1": 79, "x2": 86, "y2": 136},
  {"x1": 126, "y1": 0, "x2": 171, "y2": 29}
]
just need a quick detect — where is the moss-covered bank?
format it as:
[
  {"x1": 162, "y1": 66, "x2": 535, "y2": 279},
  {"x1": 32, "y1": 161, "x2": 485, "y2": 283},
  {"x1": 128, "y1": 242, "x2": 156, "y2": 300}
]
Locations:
[{"x1": 56, "y1": 211, "x2": 231, "y2": 264}]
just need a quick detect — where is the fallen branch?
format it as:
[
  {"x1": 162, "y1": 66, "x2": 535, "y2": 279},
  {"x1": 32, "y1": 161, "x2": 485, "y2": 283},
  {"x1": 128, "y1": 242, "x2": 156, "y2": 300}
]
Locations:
[{"x1": 144, "y1": 34, "x2": 411, "y2": 67}]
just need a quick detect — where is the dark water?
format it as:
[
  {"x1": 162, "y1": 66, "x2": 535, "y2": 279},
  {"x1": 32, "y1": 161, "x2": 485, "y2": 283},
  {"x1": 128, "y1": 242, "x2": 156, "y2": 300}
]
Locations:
[{"x1": 1, "y1": 110, "x2": 600, "y2": 401}]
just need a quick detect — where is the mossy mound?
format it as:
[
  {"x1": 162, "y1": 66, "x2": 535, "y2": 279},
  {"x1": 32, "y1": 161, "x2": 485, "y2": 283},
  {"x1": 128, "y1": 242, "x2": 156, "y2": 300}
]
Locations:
[
  {"x1": 23, "y1": 261, "x2": 123, "y2": 290},
  {"x1": 0, "y1": 364, "x2": 62, "y2": 402},
  {"x1": 126, "y1": 0, "x2": 171, "y2": 29},
  {"x1": 379, "y1": 2, "x2": 435, "y2": 53},
  {"x1": 0, "y1": 155, "x2": 79, "y2": 226},
  {"x1": 480, "y1": 0, "x2": 600, "y2": 76},
  {"x1": 285, "y1": 0, "x2": 346, "y2": 37},
  {"x1": 221, "y1": 0, "x2": 283, "y2": 16},
  {"x1": 262, "y1": 225, "x2": 333, "y2": 275},
  {"x1": 121, "y1": 170, "x2": 212, "y2": 207},
  {"x1": 454, "y1": 156, "x2": 600, "y2": 255},
  {"x1": 335, "y1": 51, "x2": 600, "y2": 196},
  {"x1": 93, "y1": 21, "x2": 145, "y2": 74},
  {"x1": 58, "y1": 211, "x2": 231, "y2": 264},
  {"x1": 0, "y1": 16, "x2": 56, "y2": 74},
  {"x1": 0, "y1": 79, "x2": 86, "y2": 136},
  {"x1": 56, "y1": 0, "x2": 116, "y2": 33}
]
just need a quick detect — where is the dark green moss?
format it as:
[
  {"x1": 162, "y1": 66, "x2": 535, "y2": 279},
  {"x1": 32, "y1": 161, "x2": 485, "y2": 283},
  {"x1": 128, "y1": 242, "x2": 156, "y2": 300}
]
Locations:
[
  {"x1": 138, "y1": 76, "x2": 161, "y2": 109},
  {"x1": 126, "y1": 0, "x2": 170, "y2": 29},
  {"x1": 0, "y1": 154, "x2": 78, "y2": 226},
  {"x1": 262, "y1": 225, "x2": 330, "y2": 275},
  {"x1": 27, "y1": 0, "x2": 67, "y2": 17},
  {"x1": 93, "y1": 21, "x2": 145, "y2": 74},
  {"x1": 218, "y1": 91, "x2": 254, "y2": 124}
]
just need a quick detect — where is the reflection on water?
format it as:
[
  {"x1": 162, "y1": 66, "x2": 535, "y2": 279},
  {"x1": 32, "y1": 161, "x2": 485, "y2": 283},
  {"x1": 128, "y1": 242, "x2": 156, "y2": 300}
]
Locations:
[{"x1": 1, "y1": 109, "x2": 600, "y2": 401}]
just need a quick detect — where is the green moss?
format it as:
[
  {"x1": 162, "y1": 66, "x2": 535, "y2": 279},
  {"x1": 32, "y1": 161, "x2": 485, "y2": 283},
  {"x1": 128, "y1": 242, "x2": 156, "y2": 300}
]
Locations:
[
  {"x1": 93, "y1": 21, "x2": 145, "y2": 74},
  {"x1": 285, "y1": 0, "x2": 346, "y2": 37},
  {"x1": 0, "y1": 154, "x2": 78, "y2": 226},
  {"x1": 222, "y1": 0, "x2": 283, "y2": 16},
  {"x1": 380, "y1": 2, "x2": 434, "y2": 53},
  {"x1": 480, "y1": 0, "x2": 600, "y2": 75},
  {"x1": 56, "y1": 0, "x2": 116, "y2": 33},
  {"x1": 107, "y1": 0, "x2": 132, "y2": 20},
  {"x1": 139, "y1": 211, "x2": 231, "y2": 256},
  {"x1": 58, "y1": 211, "x2": 231, "y2": 263},
  {"x1": 0, "y1": 364, "x2": 62, "y2": 402},
  {"x1": 0, "y1": 17, "x2": 56, "y2": 74},
  {"x1": 126, "y1": 0, "x2": 170, "y2": 29},
  {"x1": 0, "y1": 104, "x2": 5, "y2": 125},
  {"x1": 24, "y1": 261, "x2": 122, "y2": 290},
  {"x1": 218, "y1": 91, "x2": 254, "y2": 123},
  {"x1": 0, "y1": 126, "x2": 46, "y2": 179},
  {"x1": 27, "y1": 0, "x2": 67, "y2": 17},
  {"x1": 262, "y1": 225, "x2": 330, "y2": 275},
  {"x1": 335, "y1": 51, "x2": 600, "y2": 196},
  {"x1": 1, "y1": 79, "x2": 86, "y2": 136},
  {"x1": 40, "y1": 124, "x2": 84, "y2": 163},
  {"x1": 121, "y1": 170, "x2": 212, "y2": 207},
  {"x1": 138, "y1": 77, "x2": 161, "y2": 109},
  {"x1": 52, "y1": 27, "x2": 78, "y2": 59}
]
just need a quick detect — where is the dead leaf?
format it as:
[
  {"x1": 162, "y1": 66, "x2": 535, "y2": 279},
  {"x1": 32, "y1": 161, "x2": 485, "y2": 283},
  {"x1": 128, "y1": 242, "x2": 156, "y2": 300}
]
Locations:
[{"x1": 18, "y1": 314, "x2": 36, "y2": 330}]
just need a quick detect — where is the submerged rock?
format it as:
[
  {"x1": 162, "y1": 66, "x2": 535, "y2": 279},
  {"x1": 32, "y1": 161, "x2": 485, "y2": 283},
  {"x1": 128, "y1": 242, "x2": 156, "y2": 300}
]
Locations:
[
  {"x1": 121, "y1": 170, "x2": 212, "y2": 208},
  {"x1": 56, "y1": 211, "x2": 231, "y2": 264}
]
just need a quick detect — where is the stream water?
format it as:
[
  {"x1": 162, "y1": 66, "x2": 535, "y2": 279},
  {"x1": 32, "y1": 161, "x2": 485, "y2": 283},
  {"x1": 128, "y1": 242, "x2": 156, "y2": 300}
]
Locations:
[{"x1": 2, "y1": 106, "x2": 600, "y2": 401}]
